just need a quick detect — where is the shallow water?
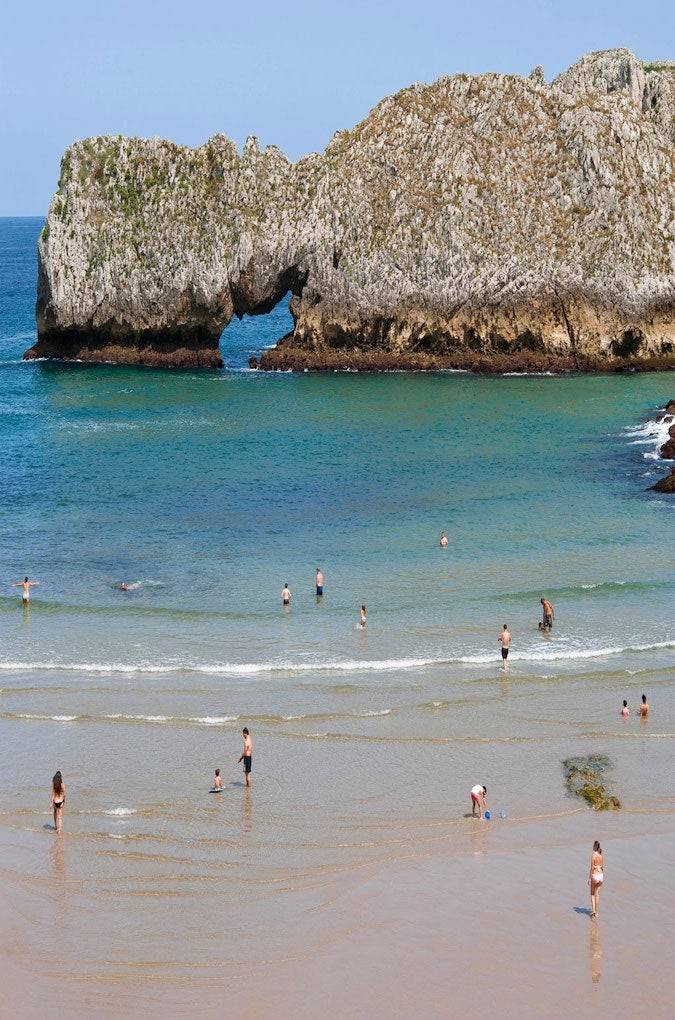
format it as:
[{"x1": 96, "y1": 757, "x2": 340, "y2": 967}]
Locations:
[{"x1": 0, "y1": 217, "x2": 673, "y2": 1017}]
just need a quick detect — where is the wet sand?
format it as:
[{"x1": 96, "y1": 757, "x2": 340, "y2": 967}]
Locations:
[{"x1": 0, "y1": 660, "x2": 673, "y2": 1018}]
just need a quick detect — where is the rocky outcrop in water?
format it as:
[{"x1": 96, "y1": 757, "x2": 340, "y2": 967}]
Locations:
[{"x1": 30, "y1": 49, "x2": 675, "y2": 371}]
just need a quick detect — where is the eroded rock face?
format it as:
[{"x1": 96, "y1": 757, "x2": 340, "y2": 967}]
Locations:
[{"x1": 30, "y1": 48, "x2": 675, "y2": 370}]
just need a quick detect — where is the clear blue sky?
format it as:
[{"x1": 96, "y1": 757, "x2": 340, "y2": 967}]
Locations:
[{"x1": 1, "y1": 0, "x2": 672, "y2": 214}]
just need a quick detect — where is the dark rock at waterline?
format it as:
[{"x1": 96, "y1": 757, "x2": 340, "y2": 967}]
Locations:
[
  {"x1": 650, "y1": 466, "x2": 675, "y2": 492},
  {"x1": 660, "y1": 437, "x2": 675, "y2": 459}
]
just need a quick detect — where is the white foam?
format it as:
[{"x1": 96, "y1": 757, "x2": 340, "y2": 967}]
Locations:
[
  {"x1": 0, "y1": 640, "x2": 673, "y2": 678},
  {"x1": 358, "y1": 709, "x2": 392, "y2": 717},
  {"x1": 623, "y1": 412, "x2": 673, "y2": 461},
  {"x1": 14, "y1": 712, "x2": 79, "y2": 721},
  {"x1": 189, "y1": 715, "x2": 238, "y2": 726},
  {"x1": 103, "y1": 808, "x2": 136, "y2": 816}
]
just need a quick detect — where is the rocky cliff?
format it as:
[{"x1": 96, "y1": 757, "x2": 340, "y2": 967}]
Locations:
[{"x1": 30, "y1": 48, "x2": 675, "y2": 371}]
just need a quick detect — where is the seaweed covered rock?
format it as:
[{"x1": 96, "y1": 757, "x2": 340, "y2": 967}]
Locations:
[{"x1": 563, "y1": 755, "x2": 621, "y2": 810}]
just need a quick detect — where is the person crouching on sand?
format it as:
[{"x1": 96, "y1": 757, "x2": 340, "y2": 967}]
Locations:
[
  {"x1": 51, "y1": 771, "x2": 65, "y2": 832},
  {"x1": 471, "y1": 784, "x2": 487, "y2": 818},
  {"x1": 588, "y1": 840, "x2": 604, "y2": 917}
]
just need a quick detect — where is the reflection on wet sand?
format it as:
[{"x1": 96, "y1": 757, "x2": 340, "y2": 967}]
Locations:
[{"x1": 589, "y1": 920, "x2": 602, "y2": 985}]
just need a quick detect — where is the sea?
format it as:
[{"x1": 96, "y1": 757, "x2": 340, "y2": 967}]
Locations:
[{"x1": 0, "y1": 216, "x2": 673, "y2": 1018}]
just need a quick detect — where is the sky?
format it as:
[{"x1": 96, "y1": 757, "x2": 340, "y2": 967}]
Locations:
[{"x1": 1, "y1": 0, "x2": 672, "y2": 215}]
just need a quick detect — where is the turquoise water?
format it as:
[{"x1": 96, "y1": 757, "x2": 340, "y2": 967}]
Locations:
[{"x1": 0, "y1": 217, "x2": 674, "y2": 678}]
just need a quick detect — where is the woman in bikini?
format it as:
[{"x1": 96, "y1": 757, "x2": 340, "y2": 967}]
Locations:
[
  {"x1": 51, "y1": 771, "x2": 65, "y2": 833},
  {"x1": 588, "y1": 840, "x2": 603, "y2": 917}
]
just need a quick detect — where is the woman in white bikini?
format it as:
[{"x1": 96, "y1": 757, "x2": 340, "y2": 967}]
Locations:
[
  {"x1": 588, "y1": 840, "x2": 603, "y2": 917},
  {"x1": 51, "y1": 771, "x2": 65, "y2": 833}
]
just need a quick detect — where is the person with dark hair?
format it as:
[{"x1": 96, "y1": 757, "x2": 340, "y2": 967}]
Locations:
[
  {"x1": 238, "y1": 728, "x2": 253, "y2": 788},
  {"x1": 588, "y1": 841, "x2": 604, "y2": 917},
  {"x1": 498, "y1": 625, "x2": 511, "y2": 670},
  {"x1": 621, "y1": 700, "x2": 629, "y2": 718},
  {"x1": 470, "y1": 784, "x2": 487, "y2": 818},
  {"x1": 439, "y1": 532, "x2": 448, "y2": 548},
  {"x1": 51, "y1": 771, "x2": 65, "y2": 832},
  {"x1": 213, "y1": 768, "x2": 222, "y2": 791},
  {"x1": 359, "y1": 605, "x2": 367, "y2": 628},
  {"x1": 13, "y1": 576, "x2": 39, "y2": 604},
  {"x1": 639, "y1": 694, "x2": 649, "y2": 718},
  {"x1": 315, "y1": 568, "x2": 324, "y2": 597},
  {"x1": 539, "y1": 597, "x2": 554, "y2": 631},
  {"x1": 282, "y1": 584, "x2": 291, "y2": 607}
]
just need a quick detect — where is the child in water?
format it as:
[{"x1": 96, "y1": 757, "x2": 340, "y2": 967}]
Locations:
[
  {"x1": 212, "y1": 768, "x2": 222, "y2": 791},
  {"x1": 620, "y1": 700, "x2": 629, "y2": 718}
]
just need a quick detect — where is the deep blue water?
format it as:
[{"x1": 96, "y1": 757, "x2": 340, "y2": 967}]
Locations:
[{"x1": 0, "y1": 216, "x2": 673, "y2": 676}]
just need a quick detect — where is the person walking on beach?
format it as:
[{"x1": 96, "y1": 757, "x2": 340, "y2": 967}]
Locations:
[
  {"x1": 620, "y1": 700, "x2": 629, "y2": 718},
  {"x1": 13, "y1": 576, "x2": 39, "y2": 603},
  {"x1": 640, "y1": 694, "x2": 649, "y2": 718},
  {"x1": 471, "y1": 784, "x2": 487, "y2": 818},
  {"x1": 588, "y1": 840, "x2": 604, "y2": 917},
  {"x1": 238, "y1": 728, "x2": 253, "y2": 788},
  {"x1": 498, "y1": 625, "x2": 511, "y2": 670},
  {"x1": 439, "y1": 532, "x2": 448, "y2": 548},
  {"x1": 359, "y1": 605, "x2": 367, "y2": 628},
  {"x1": 51, "y1": 771, "x2": 65, "y2": 833},
  {"x1": 282, "y1": 584, "x2": 291, "y2": 607},
  {"x1": 315, "y1": 568, "x2": 324, "y2": 597},
  {"x1": 539, "y1": 598, "x2": 554, "y2": 631}
]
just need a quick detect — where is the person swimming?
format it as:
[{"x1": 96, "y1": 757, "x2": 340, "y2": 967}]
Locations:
[
  {"x1": 639, "y1": 694, "x2": 649, "y2": 718},
  {"x1": 51, "y1": 770, "x2": 65, "y2": 833},
  {"x1": 13, "y1": 576, "x2": 39, "y2": 603},
  {"x1": 119, "y1": 582, "x2": 129, "y2": 591},
  {"x1": 588, "y1": 840, "x2": 604, "y2": 917},
  {"x1": 439, "y1": 532, "x2": 448, "y2": 548},
  {"x1": 620, "y1": 700, "x2": 629, "y2": 718}
]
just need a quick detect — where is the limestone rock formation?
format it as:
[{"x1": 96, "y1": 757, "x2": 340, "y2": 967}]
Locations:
[{"x1": 30, "y1": 48, "x2": 675, "y2": 371}]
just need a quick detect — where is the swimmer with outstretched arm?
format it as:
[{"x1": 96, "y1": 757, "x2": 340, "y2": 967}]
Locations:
[{"x1": 13, "y1": 576, "x2": 39, "y2": 603}]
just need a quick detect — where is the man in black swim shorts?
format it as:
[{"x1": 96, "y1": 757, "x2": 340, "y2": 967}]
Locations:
[
  {"x1": 498, "y1": 624, "x2": 511, "y2": 671},
  {"x1": 238, "y1": 727, "x2": 253, "y2": 788}
]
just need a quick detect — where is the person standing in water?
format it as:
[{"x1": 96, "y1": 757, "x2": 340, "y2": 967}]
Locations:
[
  {"x1": 539, "y1": 597, "x2": 554, "y2": 631},
  {"x1": 439, "y1": 532, "x2": 448, "y2": 548},
  {"x1": 498, "y1": 625, "x2": 511, "y2": 670},
  {"x1": 620, "y1": 700, "x2": 629, "y2": 718},
  {"x1": 281, "y1": 584, "x2": 291, "y2": 607},
  {"x1": 13, "y1": 576, "x2": 39, "y2": 603},
  {"x1": 238, "y1": 728, "x2": 253, "y2": 788},
  {"x1": 471, "y1": 784, "x2": 487, "y2": 818},
  {"x1": 51, "y1": 771, "x2": 65, "y2": 833},
  {"x1": 588, "y1": 840, "x2": 604, "y2": 917},
  {"x1": 639, "y1": 694, "x2": 649, "y2": 718},
  {"x1": 212, "y1": 768, "x2": 222, "y2": 791},
  {"x1": 315, "y1": 568, "x2": 324, "y2": 597},
  {"x1": 359, "y1": 605, "x2": 367, "y2": 628}
]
